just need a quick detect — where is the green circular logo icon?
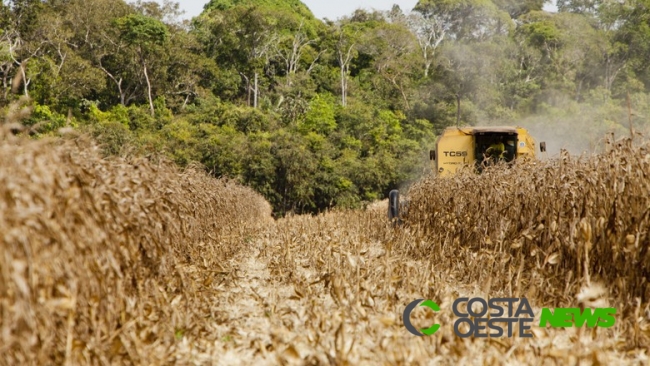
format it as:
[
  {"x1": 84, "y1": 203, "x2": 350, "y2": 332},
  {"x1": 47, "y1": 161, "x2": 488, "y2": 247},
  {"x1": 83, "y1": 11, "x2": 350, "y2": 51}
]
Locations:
[{"x1": 403, "y1": 299, "x2": 441, "y2": 336}]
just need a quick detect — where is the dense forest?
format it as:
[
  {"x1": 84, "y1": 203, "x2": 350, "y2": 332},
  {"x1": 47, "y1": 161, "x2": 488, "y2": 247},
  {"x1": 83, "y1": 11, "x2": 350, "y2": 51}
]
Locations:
[{"x1": 1, "y1": 0, "x2": 650, "y2": 215}]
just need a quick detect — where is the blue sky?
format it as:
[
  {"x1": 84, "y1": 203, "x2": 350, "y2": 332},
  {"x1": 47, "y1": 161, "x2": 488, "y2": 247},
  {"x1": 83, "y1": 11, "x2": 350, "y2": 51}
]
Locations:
[{"x1": 157, "y1": 0, "x2": 558, "y2": 21}]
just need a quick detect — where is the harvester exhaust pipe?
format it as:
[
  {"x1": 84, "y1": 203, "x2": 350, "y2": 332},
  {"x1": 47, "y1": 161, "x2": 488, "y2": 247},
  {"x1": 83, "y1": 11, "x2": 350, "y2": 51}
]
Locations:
[{"x1": 388, "y1": 190, "x2": 400, "y2": 224}]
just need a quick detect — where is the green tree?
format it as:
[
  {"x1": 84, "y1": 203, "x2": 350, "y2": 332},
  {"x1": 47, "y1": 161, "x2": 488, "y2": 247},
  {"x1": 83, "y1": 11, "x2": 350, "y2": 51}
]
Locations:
[
  {"x1": 407, "y1": 11, "x2": 447, "y2": 78},
  {"x1": 517, "y1": 11, "x2": 607, "y2": 101},
  {"x1": 365, "y1": 20, "x2": 420, "y2": 109},
  {"x1": 115, "y1": 14, "x2": 169, "y2": 116},
  {"x1": 414, "y1": 0, "x2": 511, "y2": 42},
  {"x1": 556, "y1": 0, "x2": 601, "y2": 15},
  {"x1": 299, "y1": 92, "x2": 337, "y2": 134},
  {"x1": 493, "y1": 0, "x2": 547, "y2": 18},
  {"x1": 607, "y1": 0, "x2": 650, "y2": 93}
]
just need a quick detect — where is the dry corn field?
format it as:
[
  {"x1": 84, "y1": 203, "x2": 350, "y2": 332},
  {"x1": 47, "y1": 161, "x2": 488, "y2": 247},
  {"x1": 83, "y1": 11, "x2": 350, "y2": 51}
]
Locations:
[{"x1": 1, "y1": 128, "x2": 650, "y2": 365}]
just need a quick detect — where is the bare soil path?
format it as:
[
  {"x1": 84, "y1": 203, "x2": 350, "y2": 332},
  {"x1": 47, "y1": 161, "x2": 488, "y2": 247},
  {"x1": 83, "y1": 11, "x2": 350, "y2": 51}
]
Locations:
[{"x1": 194, "y1": 208, "x2": 649, "y2": 366}]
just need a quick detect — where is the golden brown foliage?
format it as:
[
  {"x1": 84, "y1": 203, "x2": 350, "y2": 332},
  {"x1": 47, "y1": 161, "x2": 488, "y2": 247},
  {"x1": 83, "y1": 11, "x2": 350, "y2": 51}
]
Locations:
[
  {"x1": 0, "y1": 131, "x2": 271, "y2": 364},
  {"x1": 242, "y1": 207, "x2": 647, "y2": 365},
  {"x1": 406, "y1": 140, "x2": 650, "y2": 304},
  {"x1": 404, "y1": 138, "x2": 650, "y2": 344}
]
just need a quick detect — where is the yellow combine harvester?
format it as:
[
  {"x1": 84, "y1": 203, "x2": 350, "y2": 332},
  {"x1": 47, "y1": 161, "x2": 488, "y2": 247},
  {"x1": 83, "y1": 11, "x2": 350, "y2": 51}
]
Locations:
[
  {"x1": 388, "y1": 125, "x2": 546, "y2": 221},
  {"x1": 431, "y1": 126, "x2": 545, "y2": 176}
]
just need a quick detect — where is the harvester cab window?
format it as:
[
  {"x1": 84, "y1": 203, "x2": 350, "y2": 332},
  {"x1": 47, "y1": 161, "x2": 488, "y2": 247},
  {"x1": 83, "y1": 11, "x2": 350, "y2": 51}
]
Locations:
[{"x1": 475, "y1": 133, "x2": 516, "y2": 169}]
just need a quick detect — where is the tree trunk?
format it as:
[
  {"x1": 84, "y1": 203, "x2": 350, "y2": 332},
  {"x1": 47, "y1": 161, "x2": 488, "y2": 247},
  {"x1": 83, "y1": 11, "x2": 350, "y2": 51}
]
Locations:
[
  {"x1": 627, "y1": 92, "x2": 634, "y2": 142},
  {"x1": 143, "y1": 62, "x2": 155, "y2": 117},
  {"x1": 119, "y1": 82, "x2": 126, "y2": 106},
  {"x1": 456, "y1": 94, "x2": 461, "y2": 128},
  {"x1": 20, "y1": 63, "x2": 29, "y2": 97},
  {"x1": 389, "y1": 76, "x2": 410, "y2": 110},
  {"x1": 2, "y1": 69, "x2": 8, "y2": 102},
  {"x1": 337, "y1": 42, "x2": 354, "y2": 108},
  {"x1": 241, "y1": 73, "x2": 250, "y2": 107},
  {"x1": 254, "y1": 72, "x2": 258, "y2": 109},
  {"x1": 97, "y1": 63, "x2": 126, "y2": 105},
  {"x1": 340, "y1": 67, "x2": 347, "y2": 107},
  {"x1": 182, "y1": 94, "x2": 190, "y2": 110},
  {"x1": 575, "y1": 79, "x2": 583, "y2": 102}
]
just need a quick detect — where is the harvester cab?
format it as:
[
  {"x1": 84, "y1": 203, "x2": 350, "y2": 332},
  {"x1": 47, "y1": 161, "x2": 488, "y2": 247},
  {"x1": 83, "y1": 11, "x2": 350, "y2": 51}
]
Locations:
[{"x1": 475, "y1": 132, "x2": 517, "y2": 172}]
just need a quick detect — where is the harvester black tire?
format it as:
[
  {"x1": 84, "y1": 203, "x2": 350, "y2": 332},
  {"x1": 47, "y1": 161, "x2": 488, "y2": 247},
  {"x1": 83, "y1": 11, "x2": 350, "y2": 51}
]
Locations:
[{"x1": 388, "y1": 190, "x2": 400, "y2": 222}]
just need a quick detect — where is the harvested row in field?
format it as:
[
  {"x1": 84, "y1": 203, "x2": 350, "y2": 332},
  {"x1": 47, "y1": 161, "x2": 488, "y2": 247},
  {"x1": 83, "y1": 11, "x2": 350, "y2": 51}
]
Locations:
[
  {"x1": 0, "y1": 132, "x2": 272, "y2": 365},
  {"x1": 228, "y1": 208, "x2": 645, "y2": 365}
]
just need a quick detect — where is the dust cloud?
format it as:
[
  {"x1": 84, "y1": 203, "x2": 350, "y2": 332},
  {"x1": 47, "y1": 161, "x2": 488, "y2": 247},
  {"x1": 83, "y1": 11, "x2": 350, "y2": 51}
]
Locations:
[{"x1": 516, "y1": 112, "x2": 642, "y2": 159}]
